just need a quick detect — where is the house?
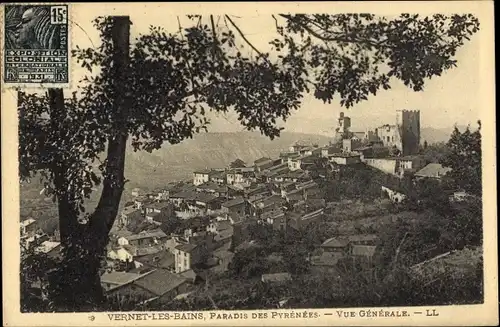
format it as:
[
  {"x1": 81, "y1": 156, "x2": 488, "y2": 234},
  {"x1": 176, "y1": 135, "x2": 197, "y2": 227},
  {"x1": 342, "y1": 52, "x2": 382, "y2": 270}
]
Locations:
[
  {"x1": 182, "y1": 216, "x2": 211, "y2": 239},
  {"x1": 321, "y1": 146, "x2": 341, "y2": 158},
  {"x1": 415, "y1": 163, "x2": 452, "y2": 180},
  {"x1": 119, "y1": 229, "x2": 169, "y2": 248},
  {"x1": 229, "y1": 158, "x2": 246, "y2": 168},
  {"x1": 288, "y1": 208, "x2": 324, "y2": 231},
  {"x1": 191, "y1": 193, "x2": 221, "y2": 213},
  {"x1": 354, "y1": 144, "x2": 389, "y2": 159},
  {"x1": 196, "y1": 181, "x2": 227, "y2": 196},
  {"x1": 168, "y1": 190, "x2": 195, "y2": 208},
  {"x1": 108, "y1": 246, "x2": 135, "y2": 262},
  {"x1": 135, "y1": 251, "x2": 175, "y2": 272},
  {"x1": 310, "y1": 251, "x2": 344, "y2": 272},
  {"x1": 328, "y1": 152, "x2": 361, "y2": 165},
  {"x1": 254, "y1": 157, "x2": 274, "y2": 172},
  {"x1": 210, "y1": 249, "x2": 235, "y2": 273},
  {"x1": 261, "y1": 273, "x2": 292, "y2": 283},
  {"x1": 119, "y1": 206, "x2": 143, "y2": 228},
  {"x1": 107, "y1": 269, "x2": 190, "y2": 304},
  {"x1": 20, "y1": 218, "x2": 37, "y2": 236},
  {"x1": 34, "y1": 241, "x2": 61, "y2": 259},
  {"x1": 193, "y1": 169, "x2": 216, "y2": 186},
  {"x1": 174, "y1": 243, "x2": 206, "y2": 273},
  {"x1": 100, "y1": 271, "x2": 144, "y2": 291},
  {"x1": 286, "y1": 154, "x2": 303, "y2": 171},
  {"x1": 221, "y1": 196, "x2": 247, "y2": 216},
  {"x1": 342, "y1": 138, "x2": 363, "y2": 153},
  {"x1": 227, "y1": 168, "x2": 255, "y2": 185},
  {"x1": 209, "y1": 170, "x2": 227, "y2": 185},
  {"x1": 321, "y1": 234, "x2": 378, "y2": 253},
  {"x1": 144, "y1": 201, "x2": 173, "y2": 216},
  {"x1": 299, "y1": 155, "x2": 317, "y2": 170},
  {"x1": 213, "y1": 221, "x2": 234, "y2": 248},
  {"x1": 263, "y1": 210, "x2": 287, "y2": 232},
  {"x1": 255, "y1": 194, "x2": 286, "y2": 214},
  {"x1": 133, "y1": 195, "x2": 153, "y2": 211}
]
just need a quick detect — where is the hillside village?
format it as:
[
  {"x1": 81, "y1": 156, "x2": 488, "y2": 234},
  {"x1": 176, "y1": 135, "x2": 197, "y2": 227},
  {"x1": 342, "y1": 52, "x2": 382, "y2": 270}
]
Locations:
[{"x1": 20, "y1": 110, "x2": 481, "y2": 309}]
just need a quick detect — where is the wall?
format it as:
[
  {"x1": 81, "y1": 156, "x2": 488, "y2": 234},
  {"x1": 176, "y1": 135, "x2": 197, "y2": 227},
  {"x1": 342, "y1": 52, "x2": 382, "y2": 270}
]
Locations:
[
  {"x1": 376, "y1": 125, "x2": 402, "y2": 151},
  {"x1": 288, "y1": 160, "x2": 301, "y2": 171},
  {"x1": 364, "y1": 158, "x2": 398, "y2": 175}
]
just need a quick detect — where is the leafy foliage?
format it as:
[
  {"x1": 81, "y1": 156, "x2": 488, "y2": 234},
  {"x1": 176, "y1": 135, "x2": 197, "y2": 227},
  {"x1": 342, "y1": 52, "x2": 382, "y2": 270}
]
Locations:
[{"x1": 440, "y1": 122, "x2": 482, "y2": 195}]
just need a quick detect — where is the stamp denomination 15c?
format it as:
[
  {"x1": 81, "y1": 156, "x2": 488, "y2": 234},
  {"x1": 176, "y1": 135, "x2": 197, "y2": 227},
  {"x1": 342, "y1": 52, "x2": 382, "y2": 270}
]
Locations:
[{"x1": 3, "y1": 4, "x2": 69, "y2": 86}]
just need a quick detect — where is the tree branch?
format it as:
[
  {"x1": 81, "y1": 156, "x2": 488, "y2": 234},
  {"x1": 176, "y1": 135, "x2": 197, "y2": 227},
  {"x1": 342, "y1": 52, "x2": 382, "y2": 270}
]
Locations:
[
  {"x1": 279, "y1": 14, "x2": 384, "y2": 48},
  {"x1": 224, "y1": 15, "x2": 263, "y2": 57}
]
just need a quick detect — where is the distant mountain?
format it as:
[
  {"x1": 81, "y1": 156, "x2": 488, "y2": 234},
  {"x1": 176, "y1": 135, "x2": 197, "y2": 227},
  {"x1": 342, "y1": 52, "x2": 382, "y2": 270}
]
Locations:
[
  {"x1": 420, "y1": 126, "x2": 468, "y2": 144},
  {"x1": 124, "y1": 131, "x2": 331, "y2": 190}
]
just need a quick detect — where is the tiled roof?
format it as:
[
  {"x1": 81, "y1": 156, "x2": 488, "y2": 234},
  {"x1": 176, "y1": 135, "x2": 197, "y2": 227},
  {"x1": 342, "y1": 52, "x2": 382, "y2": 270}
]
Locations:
[
  {"x1": 415, "y1": 163, "x2": 452, "y2": 178},
  {"x1": 135, "y1": 251, "x2": 175, "y2": 268},
  {"x1": 193, "y1": 169, "x2": 215, "y2": 175},
  {"x1": 175, "y1": 243, "x2": 198, "y2": 253},
  {"x1": 144, "y1": 201, "x2": 171, "y2": 210},
  {"x1": 222, "y1": 196, "x2": 246, "y2": 208},
  {"x1": 170, "y1": 190, "x2": 197, "y2": 200},
  {"x1": 193, "y1": 193, "x2": 219, "y2": 203},
  {"x1": 133, "y1": 269, "x2": 188, "y2": 296},
  {"x1": 328, "y1": 152, "x2": 361, "y2": 158},
  {"x1": 127, "y1": 229, "x2": 168, "y2": 241},
  {"x1": 101, "y1": 271, "x2": 142, "y2": 285}
]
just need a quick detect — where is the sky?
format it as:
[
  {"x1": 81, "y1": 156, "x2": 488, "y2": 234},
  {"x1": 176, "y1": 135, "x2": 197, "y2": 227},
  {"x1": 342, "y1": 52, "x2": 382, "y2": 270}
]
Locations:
[{"x1": 68, "y1": 3, "x2": 485, "y2": 136}]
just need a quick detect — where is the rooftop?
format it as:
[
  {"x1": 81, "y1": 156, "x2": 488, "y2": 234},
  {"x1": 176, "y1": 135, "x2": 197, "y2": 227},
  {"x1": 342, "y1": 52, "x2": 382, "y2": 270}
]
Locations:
[
  {"x1": 175, "y1": 243, "x2": 198, "y2": 253},
  {"x1": 193, "y1": 169, "x2": 215, "y2": 175},
  {"x1": 35, "y1": 241, "x2": 60, "y2": 254},
  {"x1": 133, "y1": 269, "x2": 188, "y2": 296},
  {"x1": 144, "y1": 201, "x2": 172, "y2": 210},
  {"x1": 328, "y1": 152, "x2": 361, "y2": 158},
  {"x1": 415, "y1": 163, "x2": 452, "y2": 178},
  {"x1": 127, "y1": 229, "x2": 168, "y2": 241},
  {"x1": 193, "y1": 193, "x2": 219, "y2": 203},
  {"x1": 170, "y1": 190, "x2": 198, "y2": 200},
  {"x1": 21, "y1": 218, "x2": 36, "y2": 227},
  {"x1": 135, "y1": 251, "x2": 175, "y2": 269},
  {"x1": 221, "y1": 196, "x2": 246, "y2": 208},
  {"x1": 101, "y1": 271, "x2": 142, "y2": 285}
]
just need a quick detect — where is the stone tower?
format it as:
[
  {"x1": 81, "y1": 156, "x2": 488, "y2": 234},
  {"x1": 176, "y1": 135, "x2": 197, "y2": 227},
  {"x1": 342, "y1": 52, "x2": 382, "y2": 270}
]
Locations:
[
  {"x1": 334, "y1": 112, "x2": 351, "y2": 143},
  {"x1": 396, "y1": 110, "x2": 420, "y2": 156}
]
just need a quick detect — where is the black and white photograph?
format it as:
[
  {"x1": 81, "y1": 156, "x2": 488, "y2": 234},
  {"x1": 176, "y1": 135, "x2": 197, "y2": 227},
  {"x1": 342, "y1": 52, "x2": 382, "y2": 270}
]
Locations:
[{"x1": 2, "y1": 2, "x2": 497, "y2": 326}]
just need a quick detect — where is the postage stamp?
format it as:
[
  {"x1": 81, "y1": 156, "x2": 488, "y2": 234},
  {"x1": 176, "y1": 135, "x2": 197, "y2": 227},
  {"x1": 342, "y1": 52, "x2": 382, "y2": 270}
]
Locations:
[{"x1": 3, "y1": 4, "x2": 69, "y2": 86}]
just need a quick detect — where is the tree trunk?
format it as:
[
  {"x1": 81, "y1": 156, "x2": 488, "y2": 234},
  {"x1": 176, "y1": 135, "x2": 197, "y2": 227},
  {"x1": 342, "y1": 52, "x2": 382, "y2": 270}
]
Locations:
[{"x1": 46, "y1": 16, "x2": 132, "y2": 311}]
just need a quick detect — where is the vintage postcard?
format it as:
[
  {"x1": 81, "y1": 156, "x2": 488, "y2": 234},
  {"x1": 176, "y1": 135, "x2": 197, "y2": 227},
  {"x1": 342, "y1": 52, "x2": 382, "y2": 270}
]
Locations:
[
  {"x1": 2, "y1": 4, "x2": 70, "y2": 87},
  {"x1": 1, "y1": 1, "x2": 497, "y2": 327}
]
